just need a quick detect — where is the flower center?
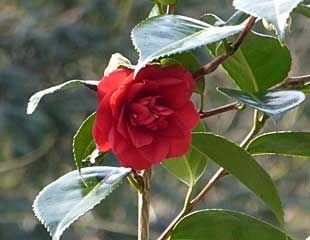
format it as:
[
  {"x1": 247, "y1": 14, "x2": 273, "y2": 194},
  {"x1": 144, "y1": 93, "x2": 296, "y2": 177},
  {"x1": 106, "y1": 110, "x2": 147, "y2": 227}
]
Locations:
[{"x1": 128, "y1": 96, "x2": 174, "y2": 130}]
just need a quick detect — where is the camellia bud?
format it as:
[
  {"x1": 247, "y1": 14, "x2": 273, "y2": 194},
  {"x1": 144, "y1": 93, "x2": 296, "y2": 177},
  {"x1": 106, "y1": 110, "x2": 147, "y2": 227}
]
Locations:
[
  {"x1": 104, "y1": 53, "x2": 132, "y2": 76},
  {"x1": 262, "y1": 19, "x2": 275, "y2": 32}
]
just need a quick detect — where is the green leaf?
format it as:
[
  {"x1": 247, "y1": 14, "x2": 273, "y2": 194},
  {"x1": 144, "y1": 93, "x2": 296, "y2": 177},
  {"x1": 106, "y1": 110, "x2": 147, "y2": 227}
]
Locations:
[
  {"x1": 299, "y1": 83, "x2": 310, "y2": 94},
  {"x1": 171, "y1": 210, "x2": 293, "y2": 240},
  {"x1": 131, "y1": 15, "x2": 245, "y2": 75},
  {"x1": 162, "y1": 121, "x2": 208, "y2": 186},
  {"x1": 295, "y1": 4, "x2": 310, "y2": 18},
  {"x1": 215, "y1": 32, "x2": 291, "y2": 92},
  {"x1": 33, "y1": 167, "x2": 131, "y2": 240},
  {"x1": 73, "y1": 113, "x2": 96, "y2": 172},
  {"x1": 192, "y1": 133, "x2": 284, "y2": 222},
  {"x1": 27, "y1": 80, "x2": 98, "y2": 114},
  {"x1": 167, "y1": 52, "x2": 201, "y2": 74},
  {"x1": 218, "y1": 88, "x2": 306, "y2": 119},
  {"x1": 247, "y1": 132, "x2": 310, "y2": 158},
  {"x1": 233, "y1": 0, "x2": 303, "y2": 40}
]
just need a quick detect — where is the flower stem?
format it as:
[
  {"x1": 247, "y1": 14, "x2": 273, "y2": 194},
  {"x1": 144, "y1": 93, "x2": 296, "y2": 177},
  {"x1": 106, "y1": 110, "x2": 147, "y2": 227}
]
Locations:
[
  {"x1": 158, "y1": 186, "x2": 193, "y2": 240},
  {"x1": 138, "y1": 169, "x2": 151, "y2": 240}
]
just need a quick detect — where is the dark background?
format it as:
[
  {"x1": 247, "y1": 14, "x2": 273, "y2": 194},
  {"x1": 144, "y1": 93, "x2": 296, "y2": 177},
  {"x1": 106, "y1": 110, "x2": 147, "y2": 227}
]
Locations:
[{"x1": 0, "y1": 0, "x2": 309, "y2": 239}]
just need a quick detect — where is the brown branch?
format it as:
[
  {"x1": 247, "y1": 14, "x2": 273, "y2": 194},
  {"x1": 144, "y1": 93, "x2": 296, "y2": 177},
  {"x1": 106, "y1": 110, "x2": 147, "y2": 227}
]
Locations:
[
  {"x1": 166, "y1": 4, "x2": 176, "y2": 14},
  {"x1": 158, "y1": 110, "x2": 268, "y2": 240},
  {"x1": 200, "y1": 102, "x2": 240, "y2": 118},
  {"x1": 274, "y1": 74, "x2": 310, "y2": 89},
  {"x1": 188, "y1": 167, "x2": 227, "y2": 209},
  {"x1": 193, "y1": 16, "x2": 257, "y2": 79}
]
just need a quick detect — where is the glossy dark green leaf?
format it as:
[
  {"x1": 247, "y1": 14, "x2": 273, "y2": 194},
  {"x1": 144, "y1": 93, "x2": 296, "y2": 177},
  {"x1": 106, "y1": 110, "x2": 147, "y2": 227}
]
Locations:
[
  {"x1": 27, "y1": 80, "x2": 98, "y2": 114},
  {"x1": 247, "y1": 132, "x2": 310, "y2": 158},
  {"x1": 218, "y1": 88, "x2": 306, "y2": 119},
  {"x1": 233, "y1": 0, "x2": 303, "y2": 39},
  {"x1": 33, "y1": 167, "x2": 131, "y2": 240},
  {"x1": 171, "y1": 210, "x2": 293, "y2": 240},
  {"x1": 162, "y1": 121, "x2": 208, "y2": 186},
  {"x1": 295, "y1": 4, "x2": 310, "y2": 18},
  {"x1": 192, "y1": 133, "x2": 283, "y2": 222},
  {"x1": 73, "y1": 113, "x2": 96, "y2": 172},
  {"x1": 131, "y1": 15, "x2": 245, "y2": 74},
  {"x1": 216, "y1": 32, "x2": 291, "y2": 92}
]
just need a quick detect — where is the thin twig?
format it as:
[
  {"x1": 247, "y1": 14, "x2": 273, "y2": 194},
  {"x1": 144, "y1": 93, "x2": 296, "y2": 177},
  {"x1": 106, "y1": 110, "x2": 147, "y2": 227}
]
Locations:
[
  {"x1": 200, "y1": 102, "x2": 240, "y2": 118},
  {"x1": 158, "y1": 186, "x2": 193, "y2": 240},
  {"x1": 193, "y1": 16, "x2": 257, "y2": 79}
]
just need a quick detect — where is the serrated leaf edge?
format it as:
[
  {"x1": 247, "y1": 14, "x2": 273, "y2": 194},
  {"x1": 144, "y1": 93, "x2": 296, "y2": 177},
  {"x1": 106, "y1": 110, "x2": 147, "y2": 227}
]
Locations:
[
  {"x1": 217, "y1": 88, "x2": 306, "y2": 119},
  {"x1": 27, "y1": 80, "x2": 98, "y2": 115},
  {"x1": 32, "y1": 168, "x2": 131, "y2": 240},
  {"x1": 233, "y1": 0, "x2": 303, "y2": 40},
  {"x1": 72, "y1": 112, "x2": 96, "y2": 172},
  {"x1": 131, "y1": 15, "x2": 244, "y2": 75}
]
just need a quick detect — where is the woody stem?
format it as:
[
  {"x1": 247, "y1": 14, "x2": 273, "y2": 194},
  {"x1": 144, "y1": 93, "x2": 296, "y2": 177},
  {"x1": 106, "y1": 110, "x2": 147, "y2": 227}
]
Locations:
[
  {"x1": 193, "y1": 16, "x2": 257, "y2": 79},
  {"x1": 138, "y1": 168, "x2": 152, "y2": 240}
]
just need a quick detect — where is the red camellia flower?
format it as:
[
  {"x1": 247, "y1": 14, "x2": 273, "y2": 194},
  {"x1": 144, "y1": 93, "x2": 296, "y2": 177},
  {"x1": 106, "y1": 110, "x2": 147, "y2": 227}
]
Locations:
[{"x1": 93, "y1": 64, "x2": 200, "y2": 170}]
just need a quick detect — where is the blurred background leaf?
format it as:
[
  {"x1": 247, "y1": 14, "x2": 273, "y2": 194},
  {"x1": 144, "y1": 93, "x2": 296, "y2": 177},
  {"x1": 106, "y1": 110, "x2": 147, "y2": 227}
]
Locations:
[{"x1": 0, "y1": 0, "x2": 309, "y2": 239}]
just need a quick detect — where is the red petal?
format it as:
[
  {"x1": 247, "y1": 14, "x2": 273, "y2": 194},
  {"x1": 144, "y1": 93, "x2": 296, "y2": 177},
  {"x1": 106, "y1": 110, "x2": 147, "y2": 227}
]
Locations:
[
  {"x1": 167, "y1": 132, "x2": 191, "y2": 157},
  {"x1": 138, "y1": 137, "x2": 169, "y2": 164},
  {"x1": 93, "y1": 94, "x2": 114, "y2": 152},
  {"x1": 110, "y1": 75, "x2": 135, "y2": 118},
  {"x1": 127, "y1": 123, "x2": 154, "y2": 148},
  {"x1": 117, "y1": 145, "x2": 152, "y2": 170},
  {"x1": 109, "y1": 126, "x2": 128, "y2": 155},
  {"x1": 116, "y1": 105, "x2": 129, "y2": 139},
  {"x1": 155, "y1": 77, "x2": 183, "y2": 86},
  {"x1": 158, "y1": 116, "x2": 186, "y2": 138},
  {"x1": 135, "y1": 65, "x2": 195, "y2": 109},
  {"x1": 109, "y1": 126, "x2": 152, "y2": 170},
  {"x1": 174, "y1": 101, "x2": 200, "y2": 130},
  {"x1": 93, "y1": 123, "x2": 111, "y2": 152},
  {"x1": 159, "y1": 81, "x2": 192, "y2": 109},
  {"x1": 97, "y1": 68, "x2": 133, "y2": 101}
]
